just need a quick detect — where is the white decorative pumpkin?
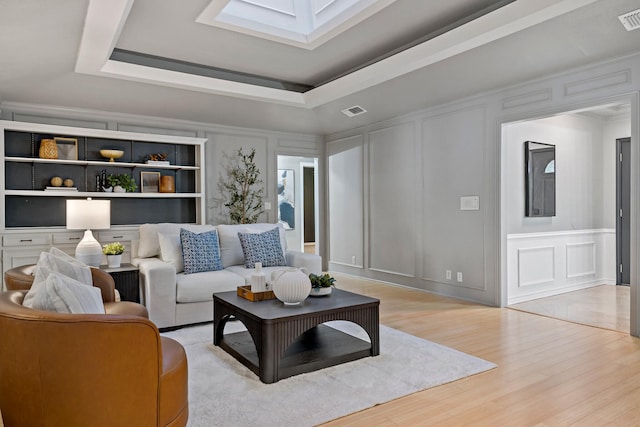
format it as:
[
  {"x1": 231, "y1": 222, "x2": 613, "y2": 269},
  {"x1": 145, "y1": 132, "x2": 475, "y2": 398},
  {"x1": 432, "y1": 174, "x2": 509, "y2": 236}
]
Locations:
[{"x1": 271, "y1": 267, "x2": 311, "y2": 305}]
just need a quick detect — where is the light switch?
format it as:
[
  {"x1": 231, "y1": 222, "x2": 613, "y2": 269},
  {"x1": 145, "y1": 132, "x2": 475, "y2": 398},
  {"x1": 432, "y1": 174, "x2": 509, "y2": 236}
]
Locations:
[
  {"x1": 264, "y1": 202, "x2": 272, "y2": 210},
  {"x1": 460, "y1": 196, "x2": 479, "y2": 211}
]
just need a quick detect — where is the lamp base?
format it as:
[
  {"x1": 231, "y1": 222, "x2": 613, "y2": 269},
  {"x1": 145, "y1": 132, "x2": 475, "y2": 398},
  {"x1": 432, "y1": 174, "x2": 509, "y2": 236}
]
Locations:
[{"x1": 75, "y1": 229, "x2": 102, "y2": 267}]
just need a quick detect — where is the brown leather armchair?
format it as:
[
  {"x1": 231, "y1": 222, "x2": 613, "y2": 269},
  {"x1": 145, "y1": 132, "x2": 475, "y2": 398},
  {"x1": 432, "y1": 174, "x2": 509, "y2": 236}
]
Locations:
[
  {"x1": 5, "y1": 264, "x2": 118, "y2": 301},
  {"x1": 4, "y1": 264, "x2": 148, "y2": 317},
  {"x1": 0, "y1": 267, "x2": 189, "y2": 427}
]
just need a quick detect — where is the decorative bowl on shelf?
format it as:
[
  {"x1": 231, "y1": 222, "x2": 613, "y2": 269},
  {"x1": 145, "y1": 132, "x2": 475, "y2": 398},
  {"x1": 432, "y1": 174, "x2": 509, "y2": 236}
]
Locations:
[{"x1": 100, "y1": 149, "x2": 124, "y2": 162}]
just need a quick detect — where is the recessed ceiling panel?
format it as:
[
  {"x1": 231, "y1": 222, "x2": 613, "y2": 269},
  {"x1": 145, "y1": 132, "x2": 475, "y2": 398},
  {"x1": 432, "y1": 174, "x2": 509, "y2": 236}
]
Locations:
[{"x1": 197, "y1": 0, "x2": 395, "y2": 49}]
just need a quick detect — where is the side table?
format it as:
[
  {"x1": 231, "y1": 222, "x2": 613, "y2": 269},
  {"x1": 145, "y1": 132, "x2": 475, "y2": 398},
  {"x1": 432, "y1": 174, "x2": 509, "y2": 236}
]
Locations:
[{"x1": 100, "y1": 263, "x2": 140, "y2": 303}]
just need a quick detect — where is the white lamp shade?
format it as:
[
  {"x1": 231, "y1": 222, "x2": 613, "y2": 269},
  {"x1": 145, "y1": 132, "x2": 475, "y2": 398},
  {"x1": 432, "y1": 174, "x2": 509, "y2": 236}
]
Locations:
[{"x1": 66, "y1": 199, "x2": 110, "y2": 230}]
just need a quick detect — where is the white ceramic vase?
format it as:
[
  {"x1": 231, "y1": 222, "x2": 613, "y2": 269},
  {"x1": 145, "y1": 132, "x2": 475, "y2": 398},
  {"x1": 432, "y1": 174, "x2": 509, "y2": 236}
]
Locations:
[
  {"x1": 309, "y1": 286, "x2": 332, "y2": 297},
  {"x1": 251, "y1": 262, "x2": 267, "y2": 292},
  {"x1": 271, "y1": 267, "x2": 311, "y2": 305},
  {"x1": 107, "y1": 254, "x2": 122, "y2": 268}
]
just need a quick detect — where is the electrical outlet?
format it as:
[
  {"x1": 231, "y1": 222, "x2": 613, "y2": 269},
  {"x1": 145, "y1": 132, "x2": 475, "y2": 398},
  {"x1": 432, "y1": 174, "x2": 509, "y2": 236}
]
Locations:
[
  {"x1": 457, "y1": 272, "x2": 463, "y2": 282},
  {"x1": 446, "y1": 270, "x2": 452, "y2": 280},
  {"x1": 351, "y1": 256, "x2": 356, "y2": 265}
]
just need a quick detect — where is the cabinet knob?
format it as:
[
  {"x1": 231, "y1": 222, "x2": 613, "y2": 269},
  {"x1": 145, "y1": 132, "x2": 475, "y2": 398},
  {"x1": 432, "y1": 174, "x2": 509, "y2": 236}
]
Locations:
[
  {"x1": 19, "y1": 239, "x2": 32, "y2": 242},
  {"x1": 112, "y1": 235, "x2": 124, "y2": 239}
]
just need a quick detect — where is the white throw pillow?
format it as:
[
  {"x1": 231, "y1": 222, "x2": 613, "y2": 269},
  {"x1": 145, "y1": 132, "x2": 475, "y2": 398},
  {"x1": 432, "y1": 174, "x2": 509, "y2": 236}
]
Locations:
[
  {"x1": 138, "y1": 223, "x2": 216, "y2": 259},
  {"x1": 23, "y1": 248, "x2": 93, "y2": 308},
  {"x1": 137, "y1": 223, "x2": 170, "y2": 258},
  {"x1": 28, "y1": 272, "x2": 105, "y2": 314},
  {"x1": 158, "y1": 232, "x2": 184, "y2": 273}
]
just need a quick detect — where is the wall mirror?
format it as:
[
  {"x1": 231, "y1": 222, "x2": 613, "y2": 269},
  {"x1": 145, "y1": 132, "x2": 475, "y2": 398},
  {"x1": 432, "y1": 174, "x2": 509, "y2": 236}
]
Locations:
[{"x1": 525, "y1": 141, "x2": 555, "y2": 217}]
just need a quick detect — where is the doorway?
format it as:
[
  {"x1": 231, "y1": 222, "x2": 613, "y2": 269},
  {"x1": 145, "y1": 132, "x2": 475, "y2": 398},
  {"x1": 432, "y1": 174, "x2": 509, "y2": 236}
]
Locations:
[
  {"x1": 303, "y1": 165, "x2": 316, "y2": 253},
  {"x1": 276, "y1": 155, "x2": 319, "y2": 253},
  {"x1": 503, "y1": 103, "x2": 632, "y2": 333}
]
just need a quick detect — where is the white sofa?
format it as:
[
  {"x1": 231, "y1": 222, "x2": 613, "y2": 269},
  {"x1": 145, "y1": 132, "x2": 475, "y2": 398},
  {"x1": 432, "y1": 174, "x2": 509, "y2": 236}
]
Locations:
[{"x1": 132, "y1": 222, "x2": 322, "y2": 329}]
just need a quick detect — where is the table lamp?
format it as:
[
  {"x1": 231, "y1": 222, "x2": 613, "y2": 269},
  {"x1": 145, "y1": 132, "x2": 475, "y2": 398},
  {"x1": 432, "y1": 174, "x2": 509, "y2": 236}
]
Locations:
[{"x1": 66, "y1": 198, "x2": 110, "y2": 267}]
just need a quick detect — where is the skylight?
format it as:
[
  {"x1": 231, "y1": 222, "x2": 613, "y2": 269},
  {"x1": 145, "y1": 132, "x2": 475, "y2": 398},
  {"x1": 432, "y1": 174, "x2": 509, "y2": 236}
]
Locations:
[{"x1": 196, "y1": 0, "x2": 396, "y2": 49}]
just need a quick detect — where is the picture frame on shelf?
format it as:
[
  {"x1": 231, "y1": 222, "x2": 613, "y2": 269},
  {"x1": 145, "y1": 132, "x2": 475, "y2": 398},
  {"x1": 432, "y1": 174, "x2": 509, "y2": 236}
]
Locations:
[
  {"x1": 54, "y1": 137, "x2": 78, "y2": 160},
  {"x1": 141, "y1": 171, "x2": 160, "y2": 193}
]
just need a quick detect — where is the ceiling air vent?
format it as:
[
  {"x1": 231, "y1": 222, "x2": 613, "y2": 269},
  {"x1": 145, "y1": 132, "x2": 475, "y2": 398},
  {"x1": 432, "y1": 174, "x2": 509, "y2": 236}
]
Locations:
[
  {"x1": 619, "y1": 9, "x2": 640, "y2": 31},
  {"x1": 341, "y1": 105, "x2": 367, "y2": 117}
]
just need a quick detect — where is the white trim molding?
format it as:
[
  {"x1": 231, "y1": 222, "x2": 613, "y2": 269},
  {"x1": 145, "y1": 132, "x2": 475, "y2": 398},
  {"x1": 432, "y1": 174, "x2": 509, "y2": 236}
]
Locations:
[{"x1": 75, "y1": 0, "x2": 599, "y2": 108}]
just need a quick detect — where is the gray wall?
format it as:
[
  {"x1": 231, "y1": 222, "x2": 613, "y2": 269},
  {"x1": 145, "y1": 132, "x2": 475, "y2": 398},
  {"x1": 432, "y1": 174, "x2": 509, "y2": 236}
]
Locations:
[
  {"x1": 326, "y1": 52, "x2": 640, "y2": 313},
  {"x1": 327, "y1": 105, "x2": 489, "y2": 301}
]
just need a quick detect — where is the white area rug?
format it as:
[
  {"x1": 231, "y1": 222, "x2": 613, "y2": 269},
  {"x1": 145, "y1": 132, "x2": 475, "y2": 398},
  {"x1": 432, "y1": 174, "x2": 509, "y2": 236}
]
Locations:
[{"x1": 162, "y1": 322, "x2": 496, "y2": 427}]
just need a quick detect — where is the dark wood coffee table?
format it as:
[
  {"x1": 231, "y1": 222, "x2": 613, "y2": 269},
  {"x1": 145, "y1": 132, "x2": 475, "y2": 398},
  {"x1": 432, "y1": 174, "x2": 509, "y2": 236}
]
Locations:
[{"x1": 213, "y1": 288, "x2": 380, "y2": 384}]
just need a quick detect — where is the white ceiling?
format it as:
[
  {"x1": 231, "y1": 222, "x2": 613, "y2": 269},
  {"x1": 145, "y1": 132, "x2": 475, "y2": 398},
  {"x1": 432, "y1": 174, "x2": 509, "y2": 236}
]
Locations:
[{"x1": 0, "y1": 0, "x2": 639, "y2": 135}]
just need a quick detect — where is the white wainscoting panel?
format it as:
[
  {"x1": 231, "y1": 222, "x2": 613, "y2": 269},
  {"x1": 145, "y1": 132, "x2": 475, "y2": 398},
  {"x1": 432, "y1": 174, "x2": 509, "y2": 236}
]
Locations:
[
  {"x1": 517, "y1": 246, "x2": 555, "y2": 287},
  {"x1": 566, "y1": 242, "x2": 596, "y2": 278},
  {"x1": 507, "y1": 229, "x2": 615, "y2": 304}
]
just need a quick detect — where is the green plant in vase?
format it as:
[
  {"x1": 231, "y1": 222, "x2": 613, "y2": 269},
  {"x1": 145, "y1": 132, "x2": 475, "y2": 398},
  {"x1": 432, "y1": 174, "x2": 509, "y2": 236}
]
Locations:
[
  {"x1": 102, "y1": 241, "x2": 125, "y2": 268},
  {"x1": 308, "y1": 273, "x2": 336, "y2": 297},
  {"x1": 102, "y1": 242, "x2": 125, "y2": 255},
  {"x1": 106, "y1": 173, "x2": 137, "y2": 192}
]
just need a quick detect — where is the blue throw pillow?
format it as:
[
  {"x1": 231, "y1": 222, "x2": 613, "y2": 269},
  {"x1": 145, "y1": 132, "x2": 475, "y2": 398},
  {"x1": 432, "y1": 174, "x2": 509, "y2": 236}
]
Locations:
[
  {"x1": 180, "y1": 228, "x2": 223, "y2": 274},
  {"x1": 237, "y1": 227, "x2": 286, "y2": 268}
]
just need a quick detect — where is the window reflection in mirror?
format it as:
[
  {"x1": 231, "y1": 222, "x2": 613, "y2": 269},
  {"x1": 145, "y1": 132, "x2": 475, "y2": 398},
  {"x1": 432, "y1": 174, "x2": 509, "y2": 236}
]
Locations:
[{"x1": 525, "y1": 141, "x2": 555, "y2": 217}]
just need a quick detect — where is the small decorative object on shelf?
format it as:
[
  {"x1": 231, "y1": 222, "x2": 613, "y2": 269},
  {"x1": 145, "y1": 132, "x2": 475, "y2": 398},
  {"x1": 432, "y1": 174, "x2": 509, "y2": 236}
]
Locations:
[
  {"x1": 159, "y1": 175, "x2": 175, "y2": 193},
  {"x1": 141, "y1": 171, "x2": 160, "y2": 193},
  {"x1": 45, "y1": 186, "x2": 77, "y2": 192},
  {"x1": 103, "y1": 242, "x2": 125, "y2": 268},
  {"x1": 54, "y1": 137, "x2": 78, "y2": 160},
  {"x1": 39, "y1": 139, "x2": 58, "y2": 159},
  {"x1": 145, "y1": 152, "x2": 170, "y2": 165},
  {"x1": 309, "y1": 273, "x2": 336, "y2": 297},
  {"x1": 271, "y1": 267, "x2": 311, "y2": 305},
  {"x1": 100, "y1": 149, "x2": 124, "y2": 162},
  {"x1": 106, "y1": 173, "x2": 137, "y2": 192},
  {"x1": 46, "y1": 176, "x2": 77, "y2": 191}
]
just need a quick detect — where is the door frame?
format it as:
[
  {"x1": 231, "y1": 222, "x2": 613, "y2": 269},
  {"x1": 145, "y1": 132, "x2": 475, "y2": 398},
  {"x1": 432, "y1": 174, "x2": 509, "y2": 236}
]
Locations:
[
  {"x1": 498, "y1": 93, "x2": 638, "y2": 336},
  {"x1": 617, "y1": 137, "x2": 631, "y2": 285}
]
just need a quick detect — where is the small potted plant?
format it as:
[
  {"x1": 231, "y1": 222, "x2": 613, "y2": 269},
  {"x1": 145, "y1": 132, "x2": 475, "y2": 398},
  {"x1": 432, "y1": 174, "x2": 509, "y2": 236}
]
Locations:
[
  {"x1": 103, "y1": 242, "x2": 125, "y2": 268},
  {"x1": 308, "y1": 273, "x2": 336, "y2": 297},
  {"x1": 106, "y1": 173, "x2": 137, "y2": 193}
]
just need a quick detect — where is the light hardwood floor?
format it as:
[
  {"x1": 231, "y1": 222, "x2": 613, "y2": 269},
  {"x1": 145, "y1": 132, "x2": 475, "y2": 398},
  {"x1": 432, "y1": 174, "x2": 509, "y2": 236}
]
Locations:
[
  {"x1": 510, "y1": 285, "x2": 630, "y2": 334},
  {"x1": 322, "y1": 274, "x2": 640, "y2": 426}
]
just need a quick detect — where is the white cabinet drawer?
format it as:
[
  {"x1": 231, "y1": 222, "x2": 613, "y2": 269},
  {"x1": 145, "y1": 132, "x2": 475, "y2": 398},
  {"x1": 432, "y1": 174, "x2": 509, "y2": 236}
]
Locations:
[
  {"x1": 97, "y1": 231, "x2": 138, "y2": 242},
  {"x1": 3, "y1": 234, "x2": 51, "y2": 246},
  {"x1": 53, "y1": 232, "x2": 85, "y2": 245}
]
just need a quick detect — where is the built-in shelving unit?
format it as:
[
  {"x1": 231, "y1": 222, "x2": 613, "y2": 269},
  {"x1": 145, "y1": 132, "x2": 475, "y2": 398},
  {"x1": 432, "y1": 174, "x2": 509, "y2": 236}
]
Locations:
[
  {"x1": 0, "y1": 120, "x2": 207, "y2": 289},
  {"x1": 0, "y1": 120, "x2": 206, "y2": 228}
]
